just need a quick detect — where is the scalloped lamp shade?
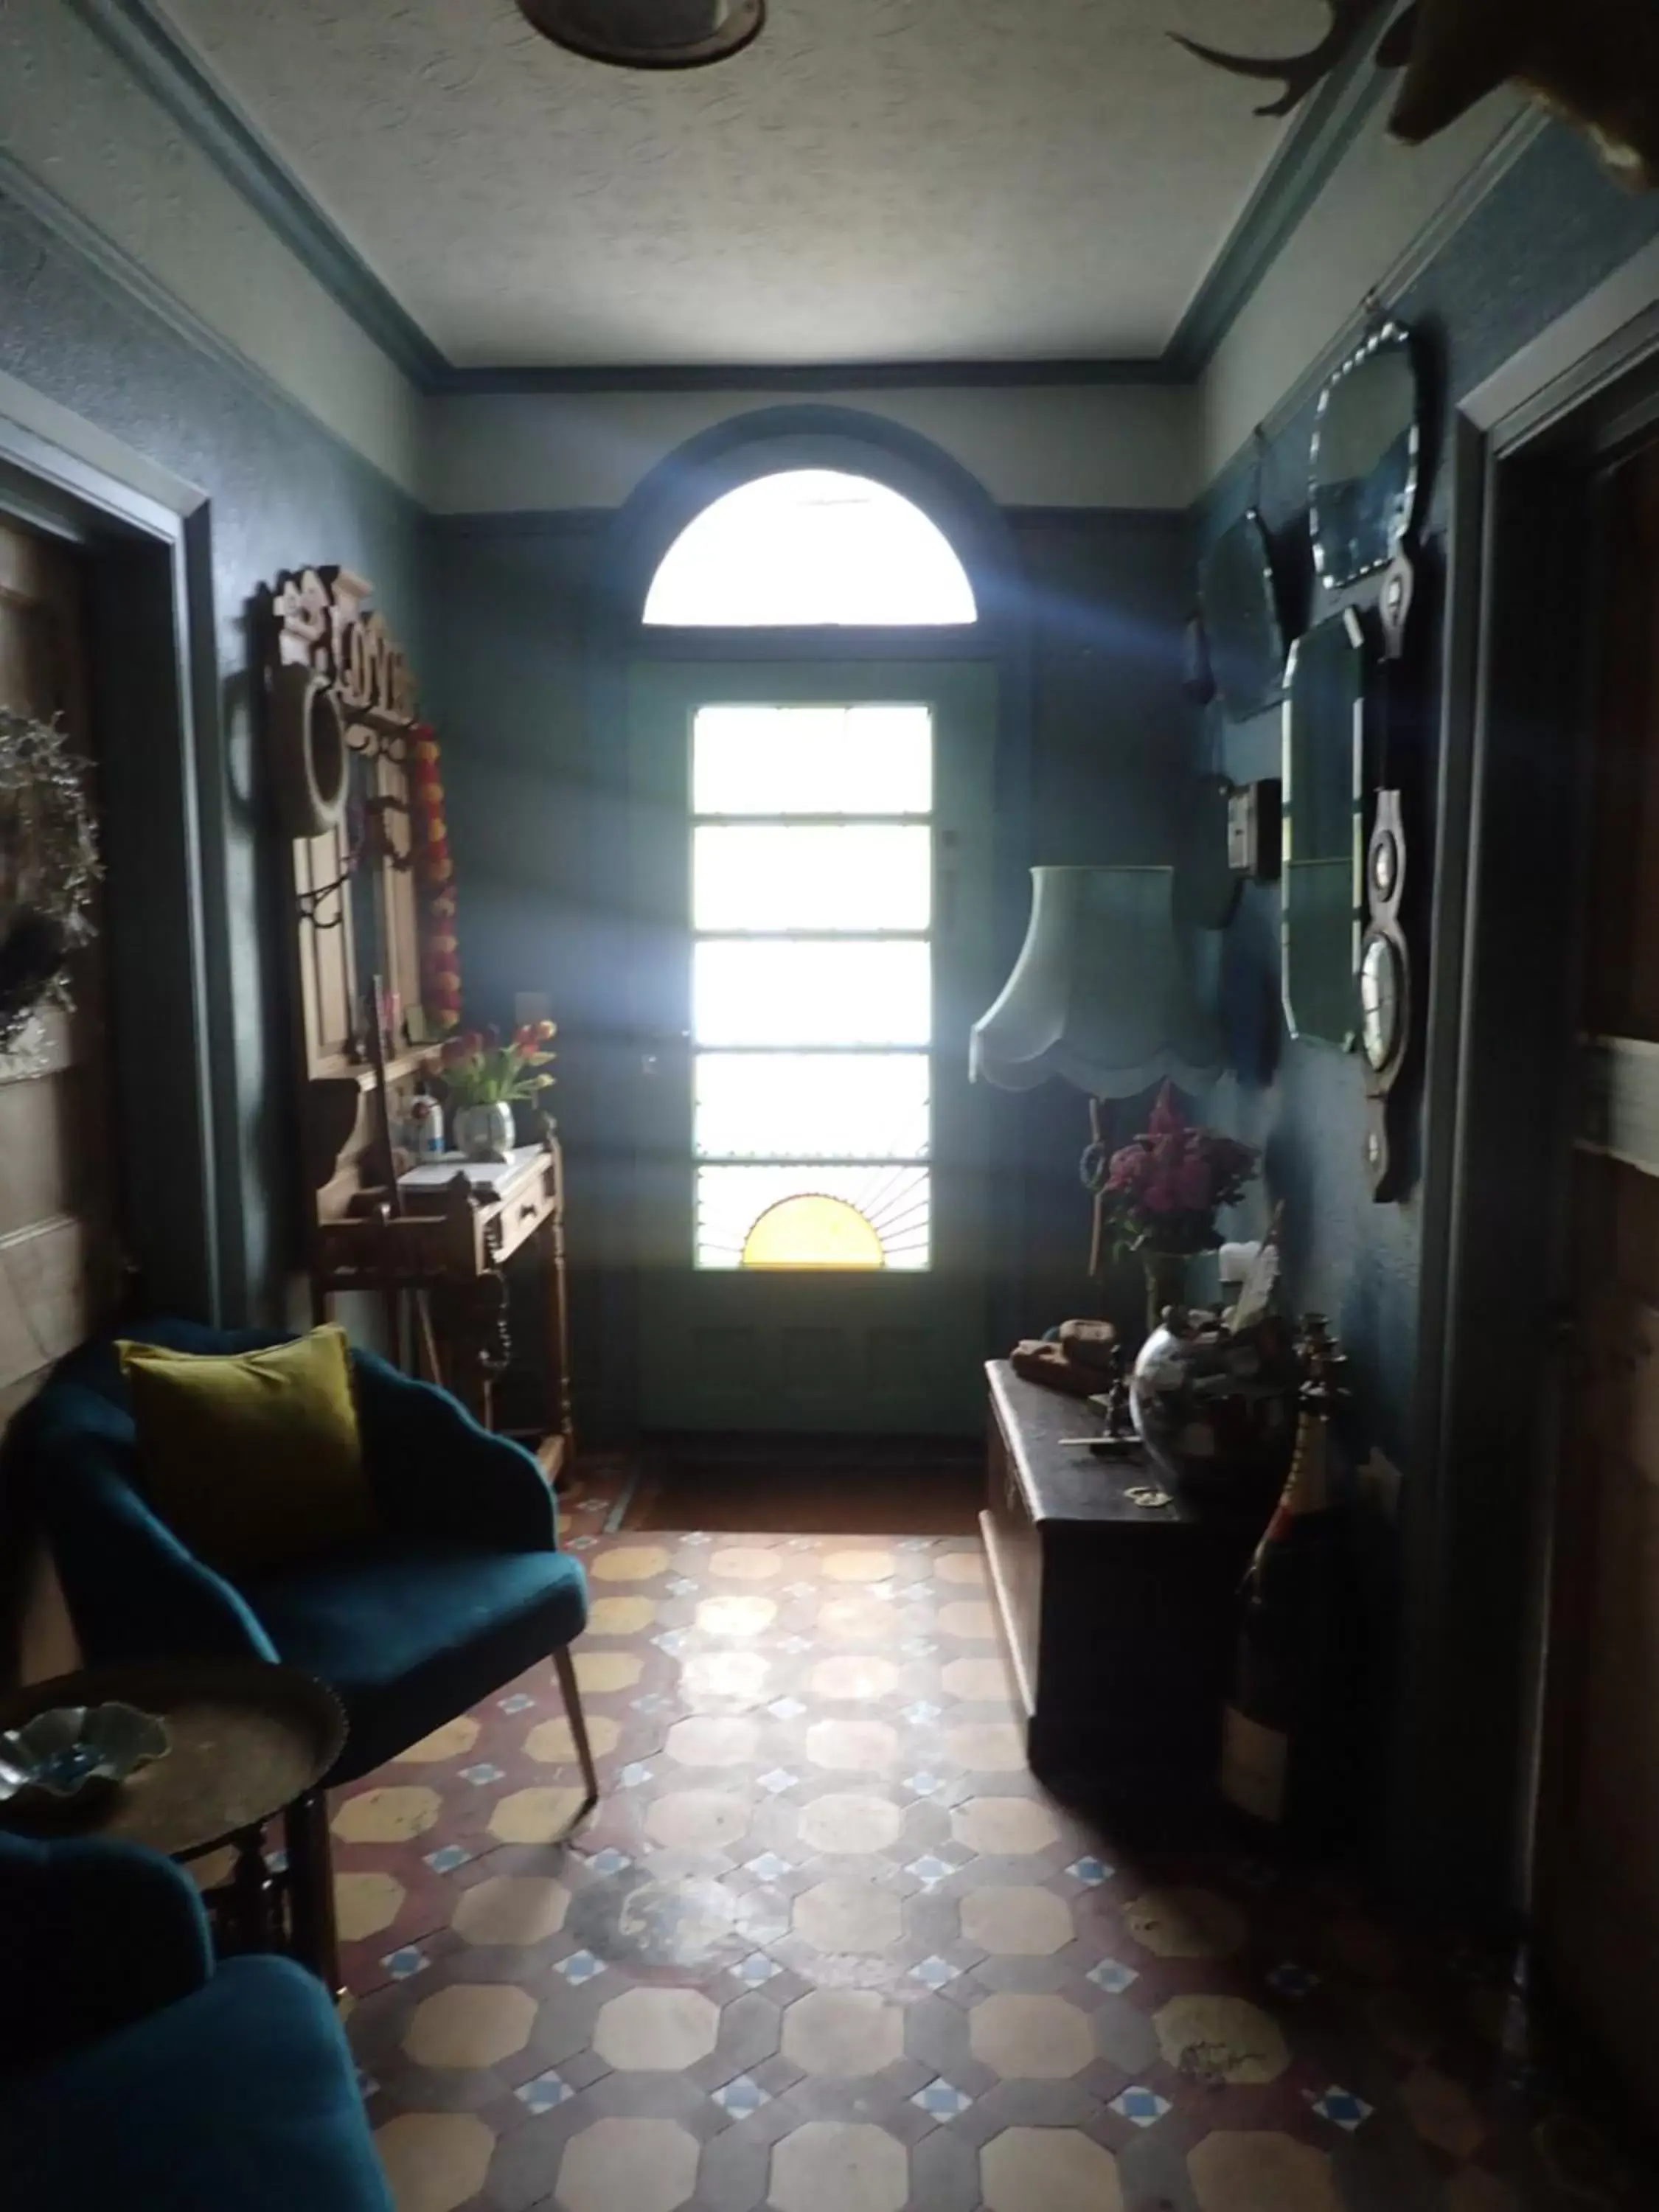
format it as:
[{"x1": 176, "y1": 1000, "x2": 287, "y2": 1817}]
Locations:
[
  {"x1": 970, "y1": 866, "x2": 1222, "y2": 1099},
  {"x1": 516, "y1": 0, "x2": 765, "y2": 68}
]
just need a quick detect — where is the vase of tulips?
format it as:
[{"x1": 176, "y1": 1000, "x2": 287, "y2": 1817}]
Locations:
[{"x1": 431, "y1": 1021, "x2": 556, "y2": 1161}]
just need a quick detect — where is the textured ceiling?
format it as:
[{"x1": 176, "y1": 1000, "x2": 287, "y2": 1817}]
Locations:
[{"x1": 156, "y1": 0, "x2": 1326, "y2": 369}]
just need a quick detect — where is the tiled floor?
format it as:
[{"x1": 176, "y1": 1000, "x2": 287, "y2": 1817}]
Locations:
[{"x1": 335, "y1": 1525, "x2": 1647, "y2": 2212}]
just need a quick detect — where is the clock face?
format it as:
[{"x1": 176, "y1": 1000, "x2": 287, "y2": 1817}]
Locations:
[{"x1": 1360, "y1": 932, "x2": 1403, "y2": 1071}]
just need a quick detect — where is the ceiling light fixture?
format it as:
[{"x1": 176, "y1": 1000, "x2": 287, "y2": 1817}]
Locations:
[{"x1": 516, "y1": 0, "x2": 765, "y2": 69}]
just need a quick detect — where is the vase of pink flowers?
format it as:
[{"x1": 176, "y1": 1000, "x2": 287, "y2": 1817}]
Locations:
[
  {"x1": 1093, "y1": 1082, "x2": 1259, "y2": 1330},
  {"x1": 431, "y1": 1020, "x2": 556, "y2": 1161}
]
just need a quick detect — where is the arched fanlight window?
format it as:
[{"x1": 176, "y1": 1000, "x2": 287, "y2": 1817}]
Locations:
[{"x1": 643, "y1": 468, "x2": 977, "y2": 627}]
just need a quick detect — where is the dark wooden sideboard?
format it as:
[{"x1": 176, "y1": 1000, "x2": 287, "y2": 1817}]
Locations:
[{"x1": 981, "y1": 1360, "x2": 1262, "y2": 1805}]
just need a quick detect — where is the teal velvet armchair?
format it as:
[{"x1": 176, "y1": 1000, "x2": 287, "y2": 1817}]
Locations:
[
  {"x1": 10, "y1": 1320, "x2": 597, "y2": 1983},
  {"x1": 0, "y1": 1828, "x2": 394, "y2": 2212}
]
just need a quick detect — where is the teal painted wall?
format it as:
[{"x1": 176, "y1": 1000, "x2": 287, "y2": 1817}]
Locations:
[{"x1": 0, "y1": 181, "x2": 425, "y2": 1319}]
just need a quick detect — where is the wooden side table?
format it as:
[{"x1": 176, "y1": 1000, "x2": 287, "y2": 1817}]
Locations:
[
  {"x1": 0, "y1": 1658, "x2": 345, "y2": 1979},
  {"x1": 981, "y1": 1360, "x2": 1261, "y2": 1804}
]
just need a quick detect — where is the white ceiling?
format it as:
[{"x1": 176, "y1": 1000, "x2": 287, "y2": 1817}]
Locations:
[{"x1": 157, "y1": 0, "x2": 1326, "y2": 369}]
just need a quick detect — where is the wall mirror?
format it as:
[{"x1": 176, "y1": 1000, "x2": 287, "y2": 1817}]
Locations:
[
  {"x1": 1281, "y1": 608, "x2": 1366, "y2": 1047},
  {"x1": 1310, "y1": 320, "x2": 1421, "y2": 588},
  {"x1": 1200, "y1": 509, "x2": 1285, "y2": 720}
]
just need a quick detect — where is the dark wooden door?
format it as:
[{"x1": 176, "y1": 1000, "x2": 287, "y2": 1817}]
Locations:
[{"x1": 1535, "y1": 438, "x2": 1659, "y2": 2115}]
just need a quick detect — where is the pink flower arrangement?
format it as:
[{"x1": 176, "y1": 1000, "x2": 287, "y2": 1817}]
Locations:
[{"x1": 1096, "y1": 1082, "x2": 1258, "y2": 1257}]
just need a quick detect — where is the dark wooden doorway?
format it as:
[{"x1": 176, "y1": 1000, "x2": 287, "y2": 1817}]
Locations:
[{"x1": 1532, "y1": 435, "x2": 1659, "y2": 2117}]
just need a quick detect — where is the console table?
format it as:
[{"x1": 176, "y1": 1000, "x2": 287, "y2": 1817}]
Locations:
[{"x1": 981, "y1": 1360, "x2": 1260, "y2": 1804}]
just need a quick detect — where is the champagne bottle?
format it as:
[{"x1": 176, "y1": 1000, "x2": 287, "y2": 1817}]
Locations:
[{"x1": 1219, "y1": 1317, "x2": 1355, "y2": 1843}]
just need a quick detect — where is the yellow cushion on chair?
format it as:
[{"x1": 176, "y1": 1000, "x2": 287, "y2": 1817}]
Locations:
[{"x1": 118, "y1": 1324, "x2": 379, "y2": 1576}]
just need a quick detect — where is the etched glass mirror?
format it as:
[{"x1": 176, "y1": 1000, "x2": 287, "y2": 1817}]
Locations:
[
  {"x1": 1310, "y1": 321, "x2": 1421, "y2": 588},
  {"x1": 1200, "y1": 509, "x2": 1285, "y2": 721},
  {"x1": 1281, "y1": 611, "x2": 1365, "y2": 1047}
]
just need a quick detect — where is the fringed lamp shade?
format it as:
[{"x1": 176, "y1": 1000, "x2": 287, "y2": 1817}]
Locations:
[
  {"x1": 970, "y1": 866, "x2": 1222, "y2": 1099},
  {"x1": 516, "y1": 0, "x2": 765, "y2": 68}
]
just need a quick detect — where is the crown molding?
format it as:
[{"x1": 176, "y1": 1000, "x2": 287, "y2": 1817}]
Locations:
[
  {"x1": 69, "y1": 0, "x2": 1394, "y2": 400},
  {"x1": 1166, "y1": 4, "x2": 1401, "y2": 379},
  {"x1": 66, "y1": 0, "x2": 447, "y2": 390}
]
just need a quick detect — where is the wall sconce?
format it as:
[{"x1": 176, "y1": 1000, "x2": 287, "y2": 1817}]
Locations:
[{"x1": 970, "y1": 866, "x2": 1222, "y2": 1100}]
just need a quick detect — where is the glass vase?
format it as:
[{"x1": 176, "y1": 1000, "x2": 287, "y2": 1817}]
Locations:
[
  {"x1": 1142, "y1": 1247, "x2": 1189, "y2": 1335},
  {"x1": 455, "y1": 1101, "x2": 514, "y2": 1162}
]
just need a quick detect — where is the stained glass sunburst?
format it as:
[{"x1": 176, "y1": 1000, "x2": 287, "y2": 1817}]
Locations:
[{"x1": 699, "y1": 1166, "x2": 930, "y2": 1271}]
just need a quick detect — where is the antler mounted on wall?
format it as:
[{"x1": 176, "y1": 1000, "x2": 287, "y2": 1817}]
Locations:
[{"x1": 1177, "y1": 0, "x2": 1659, "y2": 189}]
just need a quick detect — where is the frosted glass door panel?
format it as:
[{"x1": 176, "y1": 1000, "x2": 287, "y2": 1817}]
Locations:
[
  {"x1": 692, "y1": 706, "x2": 932, "y2": 816},
  {"x1": 695, "y1": 1052, "x2": 929, "y2": 1161},
  {"x1": 694, "y1": 826, "x2": 931, "y2": 933},
  {"x1": 694, "y1": 941, "x2": 931, "y2": 1047}
]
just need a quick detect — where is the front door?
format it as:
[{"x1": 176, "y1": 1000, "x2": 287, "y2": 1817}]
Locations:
[
  {"x1": 627, "y1": 661, "x2": 998, "y2": 1434},
  {"x1": 1534, "y1": 434, "x2": 1659, "y2": 2113}
]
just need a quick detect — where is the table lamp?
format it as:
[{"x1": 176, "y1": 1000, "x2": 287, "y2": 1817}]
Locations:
[{"x1": 970, "y1": 866, "x2": 1222, "y2": 1099}]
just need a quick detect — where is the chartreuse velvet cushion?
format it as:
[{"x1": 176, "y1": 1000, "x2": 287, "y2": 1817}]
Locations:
[{"x1": 116, "y1": 1325, "x2": 378, "y2": 1577}]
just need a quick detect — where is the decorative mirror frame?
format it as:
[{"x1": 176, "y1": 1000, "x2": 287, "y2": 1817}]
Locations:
[
  {"x1": 1310, "y1": 319, "x2": 1422, "y2": 591},
  {"x1": 1200, "y1": 508, "x2": 1287, "y2": 723},
  {"x1": 1280, "y1": 607, "x2": 1367, "y2": 1051}
]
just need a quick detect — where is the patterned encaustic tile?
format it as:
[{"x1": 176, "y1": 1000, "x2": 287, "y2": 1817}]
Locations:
[{"x1": 331, "y1": 1526, "x2": 1650, "y2": 2211}]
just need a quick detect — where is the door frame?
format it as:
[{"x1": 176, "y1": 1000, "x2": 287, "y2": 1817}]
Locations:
[
  {"x1": 1394, "y1": 239, "x2": 1659, "y2": 1919},
  {"x1": 0, "y1": 401, "x2": 228, "y2": 1322},
  {"x1": 584, "y1": 406, "x2": 1032, "y2": 1440}
]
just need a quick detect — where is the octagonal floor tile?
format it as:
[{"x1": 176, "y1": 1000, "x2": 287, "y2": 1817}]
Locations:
[
  {"x1": 969, "y1": 1992, "x2": 1094, "y2": 2079},
  {"x1": 593, "y1": 1986, "x2": 720, "y2": 2070},
  {"x1": 943, "y1": 1722, "x2": 1026, "y2": 1773},
  {"x1": 695, "y1": 1594, "x2": 779, "y2": 1638},
  {"x1": 375, "y1": 2112, "x2": 493, "y2": 2212},
  {"x1": 939, "y1": 1600, "x2": 995, "y2": 1639},
  {"x1": 810, "y1": 1655, "x2": 900, "y2": 1701},
  {"x1": 574, "y1": 1649, "x2": 644, "y2": 1694},
  {"x1": 781, "y1": 1988, "x2": 905, "y2": 2075},
  {"x1": 489, "y1": 1785, "x2": 588, "y2": 1845},
  {"x1": 335, "y1": 1869, "x2": 406, "y2": 1943},
  {"x1": 821, "y1": 1551, "x2": 896, "y2": 1584},
  {"x1": 679, "y1": 1649, "x2": 771, "y2": 1708},
  {"x1": 981, "y1": 2127, "x2": 1122, "y2": 2212},
  {"x1": 797, "y1": 1791, "x2": 903, "y2": 1855},
  {"x1": 592, "y1": 1545, "x2": 672, "y2": 1583},
  {"x1": 333, "y1": 1787, "x2": 441, "y2": 1846},
  {"x1": 644, "y1": 1788, "x2": 751, "y2": 1852},
  {"x1": 771, "y1": 2122, "x2": 908, "y2": 2212},
  {"x1": 936, "y1": 1551, "x2": 986, "y2": 1586},
  {"x1": 1155, "y1": 1994, "x2": 1290, "y2": 2084},
  {"x1": 558, "y1": 2117, "x2": 698, "y2": 2212},
  {"x1": 1189, "y1": 2130, "x2": 1341, "y2": 2212},
  {"x1": 1125, "y1": 1888, "x2": 1248, "y2": 1960},
  {"x1": 664, "y1": 1715, "x2": 760, "y2": 1767},
  {"x1": 950, "y1": 1795, "x2": 1062, "y2": 1857},
  {"x1": 960, "y1": 1883, "x2": 1074, "y2": 1956},
  {"x1": 815, "y1": 1596, "x2": 894, "y2": 1640},
  {"x1": 453, "y1": 1874, "x2": 570, "y2": 1947},
  {"x1": 526, "y1": 1712, "x2": 621, "y2": 1764},
  {"x1": 805, "y1": 1719, "x2": 898, "y2": 1771},
  {"x1": 941, "y1": 1657, "x2": 1006, "y2": 1701},
  {"x1": 404, "y1": 1983, "x2": 538, "y2": 2069},
  {"x1": 587, "y1": 1596, "x2": 657, "y2": 1635},
  {"x1": 397, "y1": 1715, "x2": 480, "y2": 1764},
  {"x1": 709, "y1": 1545, "x2": 782, "y2": 1581},
  {"x1": 793, "y1": 1877, "x2": 903, "y2": 1954},
  {"x1": 1402, "y1": 2066, "x2": 1486, "y2": 2160}
]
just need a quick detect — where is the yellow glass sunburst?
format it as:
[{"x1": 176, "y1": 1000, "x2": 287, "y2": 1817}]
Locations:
[{"x1": 740, "y1": 1194, "x2": 886, "y2": 1269}]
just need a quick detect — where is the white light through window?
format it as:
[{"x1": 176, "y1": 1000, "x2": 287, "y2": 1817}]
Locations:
[
  {"x1": 692, "y1": 703, "x2": 935, "y2": 1269},
  {"x1": 644, "y1": 470, "x2": 976, "y2": 627}
]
